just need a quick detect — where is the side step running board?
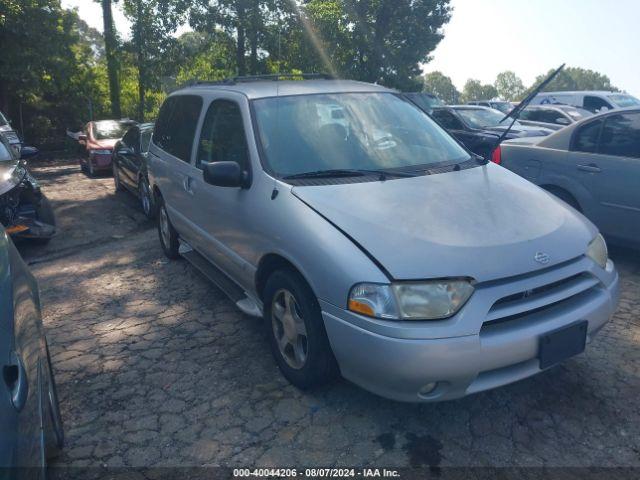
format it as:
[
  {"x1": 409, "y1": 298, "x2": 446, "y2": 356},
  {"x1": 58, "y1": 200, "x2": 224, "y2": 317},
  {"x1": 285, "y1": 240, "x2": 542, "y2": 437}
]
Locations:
[{"x1": 179, "y1": 242, "x2": 262, "y2": 317}]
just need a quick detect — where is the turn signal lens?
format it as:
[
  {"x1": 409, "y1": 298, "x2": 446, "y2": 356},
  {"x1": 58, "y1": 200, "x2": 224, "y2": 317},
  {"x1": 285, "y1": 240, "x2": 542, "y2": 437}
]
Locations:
[
  {"x1": 348, "y1": 299, "x2": 375, "y2": 317},
  {"x1": 586, "y1": 233, "x2": 608, "y2": 269}
]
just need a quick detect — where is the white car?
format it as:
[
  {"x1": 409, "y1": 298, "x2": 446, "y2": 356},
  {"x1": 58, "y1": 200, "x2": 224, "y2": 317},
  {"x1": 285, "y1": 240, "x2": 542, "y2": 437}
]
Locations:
[{"x1": 531, "y1": 91, "x2": 640, "y2": 114}]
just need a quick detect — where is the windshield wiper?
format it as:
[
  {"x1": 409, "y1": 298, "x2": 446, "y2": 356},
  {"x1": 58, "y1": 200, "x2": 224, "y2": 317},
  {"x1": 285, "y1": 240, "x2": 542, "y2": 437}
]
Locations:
[{"x1": 283, "y1": 168, "x2": 417, "y2": 181}]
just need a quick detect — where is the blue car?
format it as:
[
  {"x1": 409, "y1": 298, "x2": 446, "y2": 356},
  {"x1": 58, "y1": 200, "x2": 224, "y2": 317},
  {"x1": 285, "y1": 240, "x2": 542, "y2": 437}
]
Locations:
[{"x1": 0, "y1": 226, "x2": 64, "y2": 475}]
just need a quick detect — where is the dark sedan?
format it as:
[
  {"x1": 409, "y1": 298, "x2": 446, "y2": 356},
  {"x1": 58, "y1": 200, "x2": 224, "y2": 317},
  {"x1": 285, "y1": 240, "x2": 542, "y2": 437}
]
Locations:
[
  {"x1": 0, "y1": 226, "x2": 64, "y2": 474},
  {"x1": 112, "y1": 123, "x2": 155, "y2": 218},
  {"x1": 429, "y1": 105, "x2": 553, "y2": 159}
]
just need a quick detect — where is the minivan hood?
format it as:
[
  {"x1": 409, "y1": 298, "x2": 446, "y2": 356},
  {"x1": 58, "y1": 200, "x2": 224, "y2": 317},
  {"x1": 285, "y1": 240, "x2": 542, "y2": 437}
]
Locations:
[{"x1": 292, "y1": 164, "x2": 595, "y2": 282}]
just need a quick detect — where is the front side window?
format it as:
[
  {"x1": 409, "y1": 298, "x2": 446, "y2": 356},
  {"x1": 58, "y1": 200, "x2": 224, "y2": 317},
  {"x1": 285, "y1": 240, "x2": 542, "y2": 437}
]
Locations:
[
  {"x1": 599, "y1": 113, "x2": 640, "y2": 158},
  {"x1": 196, "y1": 100, "x2": 249, "y2": 170},
  {"x1": 572, "y1": 120, "x2": 602, "y2": 153},
  {"x1": 252, "y1": 93, "x2": 469, "y2": 177}
]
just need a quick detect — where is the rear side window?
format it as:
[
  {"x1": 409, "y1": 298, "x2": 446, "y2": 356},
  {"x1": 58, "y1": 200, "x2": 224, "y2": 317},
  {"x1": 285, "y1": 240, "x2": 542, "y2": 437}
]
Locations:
[
  {"x1": 153, "y1": 95, "x2": 203, "y2": 162},
  {"x1": 572, "y1": 120, "x2": 602, "y2": 153},
  {"x1": 599, "y1": 113, "x2": 640, "y2": 158},
  {"x1": 196, "y1": 100, "x2": 249, "y2": 170}
]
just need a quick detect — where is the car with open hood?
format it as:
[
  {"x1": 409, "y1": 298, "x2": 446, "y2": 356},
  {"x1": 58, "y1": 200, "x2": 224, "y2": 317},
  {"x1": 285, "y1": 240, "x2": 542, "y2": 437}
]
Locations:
[
  {"x1": 429, "y1": 105, "x2": 553, "y2": 159},
  {"x1": 78, "y1": 119, "x2": 137, "y2": 176},
  {"x1": 147, "y1": 75, "x2": 619, "y2": 402},
  {"x1": 0, "y1": 133, "x2": 55, "y2": 243}
]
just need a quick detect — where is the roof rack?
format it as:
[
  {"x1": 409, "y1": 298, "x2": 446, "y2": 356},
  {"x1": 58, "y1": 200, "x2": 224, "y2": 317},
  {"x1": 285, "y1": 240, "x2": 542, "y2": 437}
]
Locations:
[{"x1": 188, "y1": 72, "x2": 337, "y2": 87}]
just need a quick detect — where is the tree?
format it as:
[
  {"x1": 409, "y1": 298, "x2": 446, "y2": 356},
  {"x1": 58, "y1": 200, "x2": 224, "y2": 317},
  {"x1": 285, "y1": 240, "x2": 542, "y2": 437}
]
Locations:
[
  {"x1": 122, "y1": 0, "x2": 187, "y2": 121},
  {"x1": 299, "y1": 0, "x2": 453, "y2": 90},
  {"x1": 97, "y1": 0, "x2": 122, "y2": 118},
  {"x1": 532, "y1": 66, "x2": 617, "y2": 93},
  {"x1": 461, "y1": 79, "x2": 497, "y2": 103},
  {"x1": 422, "y1": 71, "x2": 459, "y2": 104},
  {"x1": 494, "y1": 71, "x2": 525, "y2": 101}
]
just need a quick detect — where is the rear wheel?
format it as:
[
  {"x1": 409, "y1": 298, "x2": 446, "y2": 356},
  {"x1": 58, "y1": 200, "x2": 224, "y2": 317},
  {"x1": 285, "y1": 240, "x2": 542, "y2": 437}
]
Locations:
[
  {"x1": 263, "y1": 269, "x2": 337, "y2": 389},
  {"x1": 44, "y1": 339, "x2": 64, "y2": 460},
  {"x1": 157, "y1": 196, "x2": 180, "y2": 259}
]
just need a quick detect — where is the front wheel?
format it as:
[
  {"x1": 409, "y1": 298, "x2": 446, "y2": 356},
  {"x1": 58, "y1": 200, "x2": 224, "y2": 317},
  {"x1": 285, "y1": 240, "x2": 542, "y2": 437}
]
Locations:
[
  {"x1": 263, "y1": 269, "x2": 338, "y2": 389},
  {"x1": 157, "y1": 197, "x2": 180, "y2": 259}
]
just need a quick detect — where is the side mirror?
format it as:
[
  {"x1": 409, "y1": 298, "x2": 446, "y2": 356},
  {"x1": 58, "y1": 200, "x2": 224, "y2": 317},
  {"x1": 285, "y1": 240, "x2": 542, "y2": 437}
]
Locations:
[
  {"x1": 20, "y1": 146, "x2": 39, "y2": 160},
  {"x1": 202, "y1": 161, "x2": 248, "y2": 188},
  {"x1": 555, "y1": 117, "x2": 570, "y2": 125}
]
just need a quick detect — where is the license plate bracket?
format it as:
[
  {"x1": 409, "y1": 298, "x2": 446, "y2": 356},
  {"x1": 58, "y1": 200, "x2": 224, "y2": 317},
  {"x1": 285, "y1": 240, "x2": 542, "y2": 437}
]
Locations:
[{"x1": 539, "y1": 321, "x2": 588, "y2": 369}]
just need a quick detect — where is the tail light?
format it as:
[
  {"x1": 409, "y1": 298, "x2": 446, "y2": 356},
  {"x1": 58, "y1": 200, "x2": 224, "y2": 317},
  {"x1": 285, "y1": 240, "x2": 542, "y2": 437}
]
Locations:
[{"x1": 491, "y1": 145, "x2": 502, "y2": 165}]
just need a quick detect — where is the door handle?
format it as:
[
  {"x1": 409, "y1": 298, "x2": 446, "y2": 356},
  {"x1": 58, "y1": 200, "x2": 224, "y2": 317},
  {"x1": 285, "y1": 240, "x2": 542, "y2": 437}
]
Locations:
[
  {"x1": 577, "y1": 164, "x2": 601, "y2": 173},
  {"x1": 3, "y1": 352, "x2": 28, "y2": 412}
]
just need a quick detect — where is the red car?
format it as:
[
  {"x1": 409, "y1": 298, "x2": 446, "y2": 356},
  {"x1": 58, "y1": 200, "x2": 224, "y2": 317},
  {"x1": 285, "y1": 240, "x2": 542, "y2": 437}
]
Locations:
[{"x1": 78, "y1": 120, "x2": 136, "y2": 176}]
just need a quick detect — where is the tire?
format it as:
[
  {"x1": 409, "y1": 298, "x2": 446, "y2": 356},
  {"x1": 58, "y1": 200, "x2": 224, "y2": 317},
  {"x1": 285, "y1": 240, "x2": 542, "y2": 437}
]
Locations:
[
  {"x1": 157, "y1": 196, "x2": 180, "y2": 259},
  {"x1": 139, "y1": 176, "x2": 155, "y2": 219},
  {"x1": 263, "y1": 269, "x2": 338, "y2": 389},
  {"x1": 87, "y1": 160, "x2": 95, "y2": 178},
  {"x1": 113, "y1": 164, "x2": 124, "y2": 191},
  {"x1": 44, "y1": 339, "x2": 64, "y2": 460},
  {"x1": 32, "y1": 196, "x2": 55, "y2": 245}
]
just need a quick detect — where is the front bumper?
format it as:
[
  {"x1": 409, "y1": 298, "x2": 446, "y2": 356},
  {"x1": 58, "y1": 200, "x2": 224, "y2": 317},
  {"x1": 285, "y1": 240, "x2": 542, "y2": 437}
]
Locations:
[
  {"x1": 322, "y1": 257, "x2": 620, "y2": 402},
  {"x1": 88, "y1": 153, "x2": 113, "y2": 170}
]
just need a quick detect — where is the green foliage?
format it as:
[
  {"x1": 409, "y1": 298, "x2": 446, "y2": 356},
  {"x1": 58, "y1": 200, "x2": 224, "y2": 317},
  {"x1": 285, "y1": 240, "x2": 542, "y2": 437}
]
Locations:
[
  {"x1": 494, "y1": 71, "x2": 525, "y2": 101},
  {"x1": 461, "y1": 79, "x2": 498, "y2": 103},
  {"x1": 422, "y1": 71, "x2": 459, "y2": 104},
  {"x1": 532, "y1": 66, "x2": 618, "y2": 93}
]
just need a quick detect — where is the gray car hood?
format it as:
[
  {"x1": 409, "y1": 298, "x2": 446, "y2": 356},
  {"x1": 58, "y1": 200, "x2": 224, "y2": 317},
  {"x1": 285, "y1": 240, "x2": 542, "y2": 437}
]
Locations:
[{"x1": 292, "y1": 163, "x2": 595, "y2": 282}]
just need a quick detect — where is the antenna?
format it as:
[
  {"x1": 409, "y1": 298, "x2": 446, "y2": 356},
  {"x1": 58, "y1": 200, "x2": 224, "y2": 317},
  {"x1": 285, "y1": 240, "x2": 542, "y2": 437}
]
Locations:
[{"x1": 489, "y1": 64, "x2": 566, "y2": 160}]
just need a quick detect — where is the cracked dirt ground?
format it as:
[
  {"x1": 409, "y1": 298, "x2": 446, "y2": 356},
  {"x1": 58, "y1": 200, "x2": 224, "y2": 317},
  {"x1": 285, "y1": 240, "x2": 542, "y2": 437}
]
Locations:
[{"x1": 18, "y1": 159, "x2": 640, "y2": 473}]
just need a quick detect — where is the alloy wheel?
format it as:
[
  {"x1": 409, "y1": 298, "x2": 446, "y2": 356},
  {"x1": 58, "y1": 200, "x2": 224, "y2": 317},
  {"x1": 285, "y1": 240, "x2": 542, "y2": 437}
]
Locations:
[
  {"x1": 140, "y1": 180, "x2": 151, "y2": 216},
  {"x1": 271, "y1": 289, "x2": 308, "y2": 369}
]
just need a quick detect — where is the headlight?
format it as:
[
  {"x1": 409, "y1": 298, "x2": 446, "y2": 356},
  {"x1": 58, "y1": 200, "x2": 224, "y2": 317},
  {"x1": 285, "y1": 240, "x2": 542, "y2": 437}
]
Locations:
[
  {"x1": 586, "y1": 233, "x2": 608, "y2": 268},
  {"x1": 348, "y1": 279, "x2": 474, "y2": 321},
  {"x1": 90, "y1": 149, "x2": 111, "y2": 155}
]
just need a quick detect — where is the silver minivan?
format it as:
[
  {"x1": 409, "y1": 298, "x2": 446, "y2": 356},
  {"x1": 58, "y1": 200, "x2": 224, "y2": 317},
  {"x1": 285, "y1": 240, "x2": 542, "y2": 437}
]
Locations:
[{"x1": 148, "y1": 77, "x2": 619, "y2": 402}]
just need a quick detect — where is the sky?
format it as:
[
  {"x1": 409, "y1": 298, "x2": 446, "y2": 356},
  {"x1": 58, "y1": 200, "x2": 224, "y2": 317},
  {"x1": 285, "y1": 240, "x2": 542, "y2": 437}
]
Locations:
[{"x1": 62, "y1": 0, "x2": 640, "y2": 97}]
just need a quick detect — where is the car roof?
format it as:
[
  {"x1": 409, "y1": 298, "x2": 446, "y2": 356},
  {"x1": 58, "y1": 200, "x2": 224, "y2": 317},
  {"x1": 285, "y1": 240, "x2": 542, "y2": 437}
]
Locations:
[
  {"x1": 536, "y1": 91, "x2": 619, "y2": 95},
  {"x1": 174, "y1": 79, "x2": 394, "y2": 100}
]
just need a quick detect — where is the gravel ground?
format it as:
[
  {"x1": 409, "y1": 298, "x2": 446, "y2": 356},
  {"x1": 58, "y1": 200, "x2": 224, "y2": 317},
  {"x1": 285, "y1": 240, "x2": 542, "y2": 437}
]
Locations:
[{"x1": 18, "y1": 158, "x2": 640, "y2": 475}]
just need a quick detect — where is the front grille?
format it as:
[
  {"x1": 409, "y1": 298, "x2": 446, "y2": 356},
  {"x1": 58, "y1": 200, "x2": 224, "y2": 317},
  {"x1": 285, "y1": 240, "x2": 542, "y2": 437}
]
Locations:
[{"x1": 483, "y1": 271, "x2": 599, "y2": 329}]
